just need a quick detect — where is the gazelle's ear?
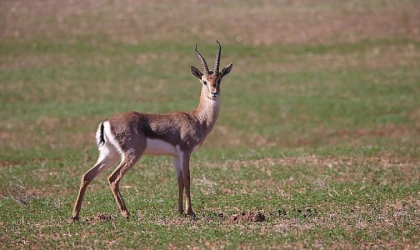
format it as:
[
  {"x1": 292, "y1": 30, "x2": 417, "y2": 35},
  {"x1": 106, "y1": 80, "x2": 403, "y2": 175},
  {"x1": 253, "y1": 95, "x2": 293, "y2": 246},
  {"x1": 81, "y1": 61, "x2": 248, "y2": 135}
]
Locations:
[
  {"x1": 191, "y1": 66, "x2": 203, "y2": 80},
  {"x1": 221, "y1": 63, "x2": 233, "y2": 78}
]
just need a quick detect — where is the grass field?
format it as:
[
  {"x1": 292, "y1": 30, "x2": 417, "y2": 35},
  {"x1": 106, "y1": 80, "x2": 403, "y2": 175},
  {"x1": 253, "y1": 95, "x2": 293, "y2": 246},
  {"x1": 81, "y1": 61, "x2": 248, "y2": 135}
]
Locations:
[{"x1": 1, "y1": 0, "x2": 420, "y2": 248}]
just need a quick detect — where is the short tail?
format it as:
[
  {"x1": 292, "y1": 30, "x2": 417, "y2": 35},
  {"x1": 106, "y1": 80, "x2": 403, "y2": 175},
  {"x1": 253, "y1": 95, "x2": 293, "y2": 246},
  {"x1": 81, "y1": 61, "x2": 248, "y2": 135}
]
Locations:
[{"x1": 96, "y1": 122, "x2": 106, "y2": 147}]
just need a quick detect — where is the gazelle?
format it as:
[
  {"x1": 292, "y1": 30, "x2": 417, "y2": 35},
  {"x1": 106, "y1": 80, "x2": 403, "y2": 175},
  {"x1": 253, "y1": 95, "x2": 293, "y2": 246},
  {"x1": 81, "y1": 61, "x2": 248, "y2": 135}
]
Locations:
[{"x1": 72, "y1": 41, "x2": 233, "y2": 220}]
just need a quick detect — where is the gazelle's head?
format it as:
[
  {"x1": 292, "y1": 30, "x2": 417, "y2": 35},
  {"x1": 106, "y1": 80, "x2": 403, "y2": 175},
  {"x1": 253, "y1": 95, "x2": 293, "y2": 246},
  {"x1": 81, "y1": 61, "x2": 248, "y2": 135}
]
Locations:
[{"x1": 191, "y1": 41, "x2": 233, "y2": 100}]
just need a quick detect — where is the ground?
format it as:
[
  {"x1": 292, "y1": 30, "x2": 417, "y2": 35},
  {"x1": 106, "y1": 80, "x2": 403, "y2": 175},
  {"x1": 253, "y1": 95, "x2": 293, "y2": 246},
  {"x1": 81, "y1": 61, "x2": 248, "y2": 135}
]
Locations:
[{"x1": 1, "y1": 0, "x2": 420, "y2": 248}]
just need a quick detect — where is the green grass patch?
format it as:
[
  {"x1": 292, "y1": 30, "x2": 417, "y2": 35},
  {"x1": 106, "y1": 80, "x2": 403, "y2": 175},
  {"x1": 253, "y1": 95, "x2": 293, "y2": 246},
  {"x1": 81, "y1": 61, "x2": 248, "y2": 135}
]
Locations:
[{"x1": 1, "y1": 0, "x2": 420, "y2": 247}]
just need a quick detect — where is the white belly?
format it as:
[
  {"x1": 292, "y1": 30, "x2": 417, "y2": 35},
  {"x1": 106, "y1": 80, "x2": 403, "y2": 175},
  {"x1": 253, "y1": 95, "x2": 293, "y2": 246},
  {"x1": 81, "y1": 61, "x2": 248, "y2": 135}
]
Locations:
[{"x1": 144, "y1": 138, "x2": 178, "y2": 156}]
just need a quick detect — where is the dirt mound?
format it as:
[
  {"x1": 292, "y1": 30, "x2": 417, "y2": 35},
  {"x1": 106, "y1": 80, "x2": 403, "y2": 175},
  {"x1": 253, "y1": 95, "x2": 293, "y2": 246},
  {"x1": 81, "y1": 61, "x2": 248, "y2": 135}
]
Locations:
[
  {"x1": 85, "y1": 213, "x2": 114, "y2": 224},
  {"x1": 229, "y1": 211, "x2": 266, "y2": 223},
  {"x1": 96, "y1": 213, "x2": 113, "y2": 221}
]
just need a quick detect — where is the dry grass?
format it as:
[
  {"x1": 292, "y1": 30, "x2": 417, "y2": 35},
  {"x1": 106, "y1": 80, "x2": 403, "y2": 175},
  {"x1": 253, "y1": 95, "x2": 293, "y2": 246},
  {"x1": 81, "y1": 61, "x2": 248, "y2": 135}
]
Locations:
[{"x1": 1, "y1": 0, "x2": 420, "y2": 45}]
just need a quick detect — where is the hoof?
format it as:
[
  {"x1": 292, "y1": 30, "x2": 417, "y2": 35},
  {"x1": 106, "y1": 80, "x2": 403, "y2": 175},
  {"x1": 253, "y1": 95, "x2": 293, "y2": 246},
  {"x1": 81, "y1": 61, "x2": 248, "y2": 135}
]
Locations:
[
  {"x1": 189, "y1": 213, "x2": 197, "y2": 220},
  {"x1": 121, "y1": 211, "x2": 130, "y2": 219}
]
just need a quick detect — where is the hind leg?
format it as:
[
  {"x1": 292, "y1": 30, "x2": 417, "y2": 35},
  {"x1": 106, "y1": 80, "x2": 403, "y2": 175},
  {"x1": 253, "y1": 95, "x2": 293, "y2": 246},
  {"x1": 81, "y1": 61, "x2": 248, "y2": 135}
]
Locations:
[
  {"x1": 108, "y1": 149, "x2": 143, "y2": 218},
  {"x1": 72, "y1": 145, "x2": 119, "y2": 220}
]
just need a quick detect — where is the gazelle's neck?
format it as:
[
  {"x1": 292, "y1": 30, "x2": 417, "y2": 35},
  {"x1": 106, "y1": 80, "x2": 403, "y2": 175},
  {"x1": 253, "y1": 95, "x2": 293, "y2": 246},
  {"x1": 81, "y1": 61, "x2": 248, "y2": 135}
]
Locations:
[{"x1": 194, "y1": 87, "x2": 220, "y2": 133}]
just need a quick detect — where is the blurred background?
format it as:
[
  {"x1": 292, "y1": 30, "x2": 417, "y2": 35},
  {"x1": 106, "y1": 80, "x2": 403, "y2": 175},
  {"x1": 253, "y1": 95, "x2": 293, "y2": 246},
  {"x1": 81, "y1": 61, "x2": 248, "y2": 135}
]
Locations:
[
  {"x1": 1, "y1": 0, "x2": 419, "y2": 162},
  {"x1": 2, "y1": 0, "x2": 419, "y2": 45}
]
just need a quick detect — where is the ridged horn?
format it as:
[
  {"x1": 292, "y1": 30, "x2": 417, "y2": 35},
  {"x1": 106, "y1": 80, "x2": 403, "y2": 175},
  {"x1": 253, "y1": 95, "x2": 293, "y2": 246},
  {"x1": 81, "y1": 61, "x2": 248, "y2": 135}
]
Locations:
[
  {"x1": 195, "y1": 44, "x2": 209, "y2": 75},
  {"x1": 214, "y1": 41, "x2": 221, "y2": 73}
]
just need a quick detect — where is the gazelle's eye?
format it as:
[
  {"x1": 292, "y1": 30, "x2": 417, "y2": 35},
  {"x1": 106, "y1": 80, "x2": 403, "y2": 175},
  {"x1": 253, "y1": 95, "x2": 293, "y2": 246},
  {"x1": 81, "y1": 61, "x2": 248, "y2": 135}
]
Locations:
[{"x1": 203, "y1": 81, "x2": 207, "y2": 86}]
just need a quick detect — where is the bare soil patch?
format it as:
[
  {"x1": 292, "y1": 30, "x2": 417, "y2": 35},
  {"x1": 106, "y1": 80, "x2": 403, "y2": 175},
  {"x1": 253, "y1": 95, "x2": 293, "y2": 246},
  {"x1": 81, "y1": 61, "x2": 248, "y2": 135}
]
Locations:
[{"x1": 228, "y1": 211, "x2": 266, "y2": 222}]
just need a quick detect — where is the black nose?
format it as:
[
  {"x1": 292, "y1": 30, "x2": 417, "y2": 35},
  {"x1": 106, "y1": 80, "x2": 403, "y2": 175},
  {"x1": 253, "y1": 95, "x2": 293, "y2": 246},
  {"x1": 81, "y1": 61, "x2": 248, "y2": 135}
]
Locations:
[{"x1": 211, "y1": 92, "x2": 218, "y2": 97}]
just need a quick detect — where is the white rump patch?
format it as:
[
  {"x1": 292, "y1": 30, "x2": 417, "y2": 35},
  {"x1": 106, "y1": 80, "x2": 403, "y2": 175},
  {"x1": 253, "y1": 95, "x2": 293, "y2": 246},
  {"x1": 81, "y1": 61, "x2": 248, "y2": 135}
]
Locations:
[
  {"x1": 101, "y1": 121, "x2": 123, "y2": 155},
  {"x1": 93, "y1": 121, "x2": 122, "y2": 168},
  {"x1": 144, "y1": 138, "x2": 178, "y2": 156},
  {"x1": 95, "y1": 123, "x2": 104, "y2": 146}
]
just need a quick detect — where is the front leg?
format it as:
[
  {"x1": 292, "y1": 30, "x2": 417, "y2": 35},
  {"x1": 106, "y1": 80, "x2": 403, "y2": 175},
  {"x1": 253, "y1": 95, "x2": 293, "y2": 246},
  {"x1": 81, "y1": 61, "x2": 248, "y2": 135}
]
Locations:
[
  {"x1": 173, "y1": 156, "x2": 184, "y2": 214},
  {"x1": 181, "y1": 152, "x2": 194, "y2": 216}
]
